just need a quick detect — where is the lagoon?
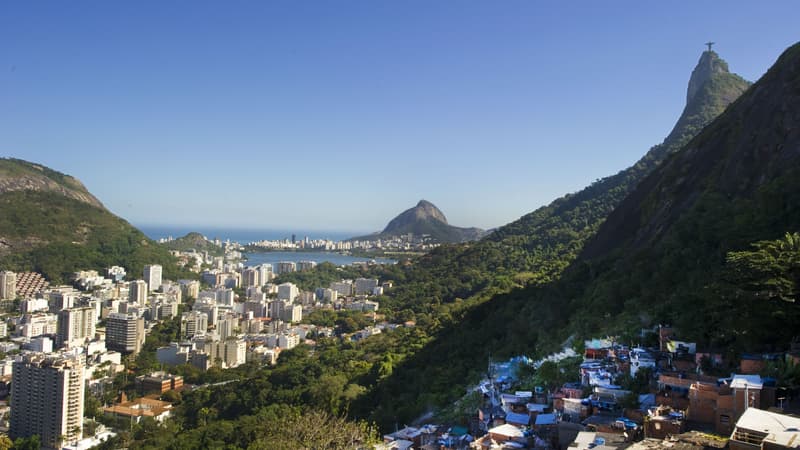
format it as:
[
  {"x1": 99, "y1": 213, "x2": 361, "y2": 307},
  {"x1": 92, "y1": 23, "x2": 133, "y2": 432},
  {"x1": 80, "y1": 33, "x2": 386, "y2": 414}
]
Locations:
[{"x1": 243, "y1": 251, "x2": 395, "y2": 268}]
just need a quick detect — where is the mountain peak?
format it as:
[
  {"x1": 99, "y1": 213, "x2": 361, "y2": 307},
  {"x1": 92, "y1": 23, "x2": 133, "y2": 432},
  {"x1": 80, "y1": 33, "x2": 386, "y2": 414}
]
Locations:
[
  {"x1": 404, "y1": 200, "x2": 448, "y2": 225},
  {"x1": 687, "y1": 50, "x2": 730, "y2": 104},
  {"x1": 0, "y1": 158, "x2": 182, "y2": 283},
  {"x1": 582, "y1": 41, "x2": 800, "y2": 261},
  {"x1": 661, "y1": 50, "x2": 749, "y2": 150},
  {"x1": 350, "y1": 200, "x2": 484, "y2": 243},
  {"x1": 0, "y1": 158, "x2": 105, "y2": 209}
]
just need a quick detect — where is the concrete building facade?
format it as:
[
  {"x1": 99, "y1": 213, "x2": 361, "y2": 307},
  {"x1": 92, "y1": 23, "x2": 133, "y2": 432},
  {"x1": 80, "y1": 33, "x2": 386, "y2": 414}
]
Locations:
[
  {"x1": 105, "y1": 312, "x2": 145, "y2": 354},
  {"x1": 143, "y1": 264, "x2": 163, "y2": 292},
  {"x1": 10, "y1": 354, "x2": 85, "y2": 450}
]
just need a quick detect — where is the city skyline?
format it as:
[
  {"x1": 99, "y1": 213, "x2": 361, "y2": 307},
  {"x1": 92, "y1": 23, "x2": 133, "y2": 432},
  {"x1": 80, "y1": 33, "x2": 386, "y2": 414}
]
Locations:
[{"x1": 2, "y1": 2, "x2": 798, "y2": 231}]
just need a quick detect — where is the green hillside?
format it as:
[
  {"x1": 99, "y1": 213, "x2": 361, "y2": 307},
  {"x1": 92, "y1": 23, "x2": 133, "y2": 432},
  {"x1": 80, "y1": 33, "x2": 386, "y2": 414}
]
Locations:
[
  {"x1": 486, "y1": 51, "x2": 749, "y2": 262},
  {"x1": 368, "y1": 50, "x2": 750, "y2": 320},
  {"x1": 362, "y1": 42, "x2": 800, "y2": 428},
  {"x1": 104, "y1": 45, "x2": 793, "y2": 447},
  {"x1": 0, "y1": 158, "x2": 191, "y2": 283},
  {"x1": 160, "y1": 231, "x2": 224, "y2": 257}
]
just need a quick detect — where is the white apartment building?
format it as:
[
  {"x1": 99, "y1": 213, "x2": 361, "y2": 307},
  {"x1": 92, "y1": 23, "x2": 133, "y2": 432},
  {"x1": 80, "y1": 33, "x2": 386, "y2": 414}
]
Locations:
[
  {"x1": 19, "y1": 313, "x2": 58, "y2": 338},
  {"x1": 297, "y1": 260, "x2": 317, "y2": 271},
  {"x1": 281, "y1": 304, "x2": 303, "y2": 324},
  {"x1": 278, "y1": 333, "x2": 300, "y2": 350},
  {"x1": 129, "y1": 279, "x2": 148, "y2": 304},
  {"x1": 276, "y1": 261, "x2": 296, "y2": 275},
  {"x1": 257, "y1": 264, "x2": 274, "y2": 284},
  {"x1": 57, "y1": 305, "x2": 97, "y2": 348},
  {"x1": 0, "y1": 271, "x2": 16, "y2": 300},
  {"x1": 354, "y1": 278, "x2": 379, "y2": 295},
  {"x1": 143, "y1": 264, "x2": 163, "y2": 292},
  {"x1": 277, "y1": 282, "x2": 298, "y2": 301},
  {"x1": 331, "y1": 281, "x2": 353, "y2": 297},
  {"x1": 10, "y1": 354, "x2": 84, "y2": 450},
  {"x1": 181, "y1": 311, "x2": 208, "y2": 339},
  {"x1": 105, "y1": 312, "x2": 145, "y2": 354}
]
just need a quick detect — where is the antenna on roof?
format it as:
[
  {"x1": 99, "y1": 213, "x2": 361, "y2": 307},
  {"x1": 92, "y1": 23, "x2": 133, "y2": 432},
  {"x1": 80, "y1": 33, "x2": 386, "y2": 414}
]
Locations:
[{"x1": 705, "y1": 41, "x2": 715, "y2": 52}]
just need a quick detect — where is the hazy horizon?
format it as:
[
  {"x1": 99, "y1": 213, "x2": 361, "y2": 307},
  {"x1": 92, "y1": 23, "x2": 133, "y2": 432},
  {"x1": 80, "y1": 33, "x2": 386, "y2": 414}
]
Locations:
[{"x1": 136, "y1": 222, "x2": 373, "y2": 242}]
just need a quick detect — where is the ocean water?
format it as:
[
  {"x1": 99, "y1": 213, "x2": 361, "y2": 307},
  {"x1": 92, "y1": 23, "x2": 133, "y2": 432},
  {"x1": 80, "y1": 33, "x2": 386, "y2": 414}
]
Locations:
[{"x1": 137, "y1": 224, "x2": 365, "y2": 244}]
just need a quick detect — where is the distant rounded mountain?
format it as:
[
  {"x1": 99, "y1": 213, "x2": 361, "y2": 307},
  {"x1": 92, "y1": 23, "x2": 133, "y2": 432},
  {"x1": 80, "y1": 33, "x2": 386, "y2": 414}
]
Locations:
[
  {"x1": 383, "y1": 200, "x2": 449, "y2": 233},
  {"x1": 351, "y1": 200, "x2": 485, "y2": 243}
]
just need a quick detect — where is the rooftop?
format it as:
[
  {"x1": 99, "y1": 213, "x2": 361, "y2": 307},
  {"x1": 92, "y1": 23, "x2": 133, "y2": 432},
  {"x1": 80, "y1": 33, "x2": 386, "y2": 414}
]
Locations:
[
  {"x1": 734, "y1": 407, "x2": 800, "y2": 435},
  {"x1": 488, "y1": 423, "x2": 524, "y2": 439},
  {"x1": 730, "y1": 374, "x2": 764, "y2": 390}
]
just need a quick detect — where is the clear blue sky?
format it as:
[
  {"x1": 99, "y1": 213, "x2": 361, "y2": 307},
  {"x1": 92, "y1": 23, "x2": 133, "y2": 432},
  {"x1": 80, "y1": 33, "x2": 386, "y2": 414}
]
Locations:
[{"x1": 2, "y1": 2, "x2": 797, "y2": 233}]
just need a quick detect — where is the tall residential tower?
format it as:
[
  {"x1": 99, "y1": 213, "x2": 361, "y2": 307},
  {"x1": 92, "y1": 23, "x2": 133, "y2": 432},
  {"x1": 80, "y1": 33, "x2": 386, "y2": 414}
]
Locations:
[{"x1": 10, "y1": 354, "x2": 84, "y2": 450}]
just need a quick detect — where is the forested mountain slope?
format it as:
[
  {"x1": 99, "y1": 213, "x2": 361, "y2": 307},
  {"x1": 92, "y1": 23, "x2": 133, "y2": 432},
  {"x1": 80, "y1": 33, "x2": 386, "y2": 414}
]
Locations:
[{"x1": 0, "y1": 158, "x2": 189, "y2": 283}]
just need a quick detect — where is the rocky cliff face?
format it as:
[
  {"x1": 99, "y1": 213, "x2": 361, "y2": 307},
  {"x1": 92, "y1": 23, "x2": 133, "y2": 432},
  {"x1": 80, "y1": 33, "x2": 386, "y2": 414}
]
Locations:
[
  {"x1": 686, "y1": 51, "x2": 730, "y2": 104},
  {"x1": 0, "y1": 159, "x2": 104, "y2": 209},
  {"x1": 582, "y1": 42, "x2": 800, "y2": 259},
  {"x1": 487, "y1": 48, "x2": 750, "y2": 255},
  {"x1": 382, "y1": 200, "x2": 449, "y2": 233}
]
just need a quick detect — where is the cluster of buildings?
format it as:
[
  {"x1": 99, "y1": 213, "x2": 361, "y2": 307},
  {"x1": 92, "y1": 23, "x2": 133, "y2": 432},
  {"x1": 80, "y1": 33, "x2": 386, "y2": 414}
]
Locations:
[
  {"x1": 248, "y1": 235, "x2": 354, "y2": 252},
  {"x1": 154, "y1": 263, "x2": 395, "y2": 370},
  {"x1": 1, "y1": 270, "x2": 49, "y2": 301},
  {"x1": 0, "y1": 264, "x2": 192, "y2": 449},
  {"x1": 0, "y1": 252, "x2": 396, "y2": 446},
  {"x1": 386, "y1": 330, "x2": 800, "y2": 450},
  {"x1": 349, "y1": 233, "x2": 442, "y2": 252},
  {"x1": 245, "y1": 232, "x2": 442, "y2": 253}
]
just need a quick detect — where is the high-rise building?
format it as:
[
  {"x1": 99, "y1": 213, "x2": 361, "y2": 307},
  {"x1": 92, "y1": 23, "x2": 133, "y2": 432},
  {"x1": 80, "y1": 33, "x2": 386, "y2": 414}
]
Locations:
[
  {"x1": 57, "y1": 305, "x2": 97, "y2": 348},
  {"x1": 181, "y1": 311, "x2": 208, "y2": 339},
  {"x1": 256, "y1": 264, "x2": 274, "y2": 284},
  {"x1": 217, "y1": 313, "x2": 238, "y2": 339},
  {"x1": 244, "y1": 300, "x2": 267, "y2": 318},
  {"x1": 0, "y1": 271, "x2": 16, "y2": 300},
  {"x1": 19, "y1": 313, "x2": 59, "y2": 338},
  {"x1": 269, "y1": 300, "x2": 286, "y2": 321},
  {"x1": 241, "y1": 268, "x2": 260, "y2": 288},
  {"x1": 278, "y1": 333, "x2": 300, "y2": 350},
  {"x1": 106, "y1": 312, "x2": 145, "y2": 354},
  {"x1": 47, "y1": 286, "x2": 78, "y2": 313},
  {"x1": 203, "y1": 339, "x2": 247, "y2": 368},
  {"x1": 154, "y1": 300, "x2": 179, "y2": 320},
  {"x1": 129, "y1": 280, "x2": 148, "y2": 304},
  {"x1": 10, "y1": 354, "x2": 84, "y2": 450},
  {"x1": 331, "y1": 281, "x2": 353, "y2": 297},
  {"x1": 178, "y1": 279, "x2": 200, "y2": 299},
  {"x1": 354, "y1": 278, "x2": 379, "y2": 295},
  {"x1": 161, "y1": 282, "x2": 183, "y2": 304},
  {"x1": 281, "y1": 304, "x2": 303, "y2": 323},
  {"x1": 107, "y1": 266, "x2": 126, "y2": 282},
  {"x1": 193, "y1": 299, "x2": 219, "y2": 326},
  {"x1": 277, "y1": 282, "x2": 298, "y2": 301},
  {"x1": 143, "y1": 264, "x2": 162, "y2": 292},
  {"x1": 276, "y1": 261, "x2": 296, "y2": 275},
  {"x1": 297, "y1": 260, "x2": 317, "y2": 272}
]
